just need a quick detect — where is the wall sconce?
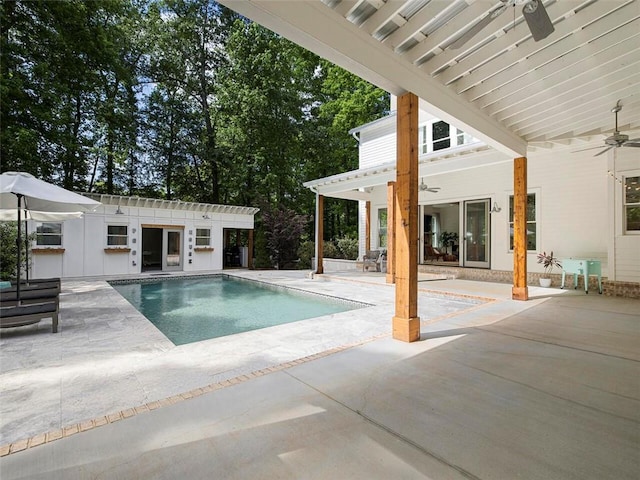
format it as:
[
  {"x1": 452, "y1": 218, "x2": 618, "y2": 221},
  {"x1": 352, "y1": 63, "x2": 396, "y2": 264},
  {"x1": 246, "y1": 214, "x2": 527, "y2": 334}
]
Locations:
[
  {"x1": 202, "y1": 214, "x2": 210, "y2": 219},
  {"x1": 490, "y1": 202, "x2": 501, "y2": 213},
  {"x1": 115, "y1": 205, "x2": 124, "y2": 215}
]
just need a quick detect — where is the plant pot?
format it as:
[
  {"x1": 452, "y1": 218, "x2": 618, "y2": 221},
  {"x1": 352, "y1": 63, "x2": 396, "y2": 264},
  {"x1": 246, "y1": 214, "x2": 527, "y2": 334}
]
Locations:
[{"x1": 539, "y1": 278, "x2": 552, "y2": 288}]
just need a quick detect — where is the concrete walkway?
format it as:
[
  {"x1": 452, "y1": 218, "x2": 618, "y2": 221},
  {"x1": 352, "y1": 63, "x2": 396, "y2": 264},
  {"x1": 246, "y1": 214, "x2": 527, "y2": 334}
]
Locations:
[{"x1": 1, "y1": 271, "x2": 638, "y2": 479}]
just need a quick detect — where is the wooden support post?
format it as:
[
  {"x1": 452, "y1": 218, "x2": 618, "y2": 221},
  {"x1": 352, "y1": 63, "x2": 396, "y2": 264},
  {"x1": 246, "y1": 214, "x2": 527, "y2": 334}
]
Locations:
[
  {"x1": 386, "y1": 181, "x2": 396, "y2": 284},
  {"x1": 392, "y1": 92, "x2": 420, "y2": 342},
  {"x1": 512, "y1": 156, "x2": 529, "y2": 300},
  {"x1": 316, "y1": 193, "x2": 324, "y2": 274},
  {"x1": 248, "y1": 229, "x2": 254, "y2": 270},
  {"x1": 365, "y1": 201, "x2": 371, "y2": 253}
]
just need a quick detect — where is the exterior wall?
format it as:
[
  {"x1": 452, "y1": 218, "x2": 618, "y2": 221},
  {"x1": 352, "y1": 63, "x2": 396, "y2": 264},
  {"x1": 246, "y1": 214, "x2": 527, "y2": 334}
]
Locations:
[
  {"x1": 30, "y1": 204, "x2": 255, "y2": 279},
  {"x1": 359, "y1": 119, "x2": 396, "y2": 169},
  {"x1": 354, "y1": 107, "x2": 633, "y2": 280},
  {"x1": 611, "y1": 147, "x2": 640, "y2": 282}
]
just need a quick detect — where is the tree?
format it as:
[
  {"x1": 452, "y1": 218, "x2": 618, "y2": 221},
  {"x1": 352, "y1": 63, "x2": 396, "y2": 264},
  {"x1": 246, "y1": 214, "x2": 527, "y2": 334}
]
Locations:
[{"x1": 260, "y1": 203, "x2": 308, "y2": 269}]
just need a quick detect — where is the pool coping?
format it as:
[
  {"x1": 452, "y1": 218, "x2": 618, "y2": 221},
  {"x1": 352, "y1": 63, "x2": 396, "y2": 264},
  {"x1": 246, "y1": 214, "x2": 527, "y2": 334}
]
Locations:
[{"x1": 0, "y1": 271, "x2": 496, "y2": 457}]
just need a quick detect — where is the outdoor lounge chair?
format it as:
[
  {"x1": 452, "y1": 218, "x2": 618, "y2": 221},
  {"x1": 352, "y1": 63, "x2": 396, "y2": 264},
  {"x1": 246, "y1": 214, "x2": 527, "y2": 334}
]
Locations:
[
  {"x1": 426, "y1": 245, "x2": 447, "y2": 262},
  {"x1": 362, "y1": 250, "x2": 381, "y2": 272},
  {"x1": 0, "y1": 301, "x2": 58, "y2": 333},
  {"x1": 0, "y1": 286, "x2": 60, "y2": 307}
]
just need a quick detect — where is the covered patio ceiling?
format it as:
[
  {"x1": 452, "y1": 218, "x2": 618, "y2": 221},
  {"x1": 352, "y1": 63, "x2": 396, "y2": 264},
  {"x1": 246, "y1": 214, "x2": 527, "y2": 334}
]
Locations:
[
  {"x1": 303, "y1": 143, "x2": 500, "y2": 200},
  {"x1": 218, "y1": 0, "x2": 640, "y2": 158}
]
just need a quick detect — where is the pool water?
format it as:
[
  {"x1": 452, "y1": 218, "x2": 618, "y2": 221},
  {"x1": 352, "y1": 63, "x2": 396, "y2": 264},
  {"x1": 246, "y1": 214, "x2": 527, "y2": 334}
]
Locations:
[{"x1": 112, "y1": 276, "x2": 363, "y2": 345}]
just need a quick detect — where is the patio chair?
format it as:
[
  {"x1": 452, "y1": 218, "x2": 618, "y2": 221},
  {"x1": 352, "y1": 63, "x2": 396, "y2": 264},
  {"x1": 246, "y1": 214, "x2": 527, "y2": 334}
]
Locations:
[
  {"x1": 0, "y1": 301, "x2": 58, "y2": 333},
  {"x1": 0, "y1": 286, "x2": 60, "y2": 307},
  {"x1": 426, "y1": 245, "x2": 447, "y2": 262},
  {"x1": 362, "y1": 250, "x2": 381, "y2": 272}
]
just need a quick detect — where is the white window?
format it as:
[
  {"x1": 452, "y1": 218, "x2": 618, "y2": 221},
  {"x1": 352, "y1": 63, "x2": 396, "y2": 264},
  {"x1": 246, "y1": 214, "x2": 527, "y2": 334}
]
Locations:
[
  {"x1": 419, "y1": 121, "x2": 475, "y2": 154},
  {"x1": 107, "y1": 225, "x2": 128, "y2": 246},
  {"x1": 195, "y1": 228, "x2": 211, "y2": 246},
  {"x1": 624, "y1": 175, "x2": 640, "y2": 233},
  {"x1": 509, "y1": 194, "x2": 537, "y2": 251},
  {"x1": 36, "y1": 222, "x2": 62, "y2": 246},
  {"x1": 378, "y1": 208, "x2": 387, "y2": 248}
]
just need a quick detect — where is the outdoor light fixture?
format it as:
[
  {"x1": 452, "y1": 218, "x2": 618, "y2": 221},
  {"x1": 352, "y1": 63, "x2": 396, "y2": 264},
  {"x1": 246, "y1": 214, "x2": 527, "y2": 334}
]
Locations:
[
  {"x1": 202, "y1": 214, "x2": 211, "y2": 219},
  {"x1": 490, "y1": 202, "x2": 501, "y2": 213},
  {"x1": 115, "y1": 205, "x2": 124, "y2": 214}
]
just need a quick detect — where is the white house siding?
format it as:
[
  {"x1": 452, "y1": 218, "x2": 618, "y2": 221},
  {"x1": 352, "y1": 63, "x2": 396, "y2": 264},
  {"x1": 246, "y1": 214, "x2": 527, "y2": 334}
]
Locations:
[
  {"x1": 30, "y1": 201, "x2": 256, "y2": 280},
  {"x1": 357, "y1": 119, "x2": 617, "y2": 277},
  {"x1": 612, "y1": 148, "x2": 640, "y2": 282},
  {"x1": 359, "y1": 119, "x2": 396, "y2": 169}
]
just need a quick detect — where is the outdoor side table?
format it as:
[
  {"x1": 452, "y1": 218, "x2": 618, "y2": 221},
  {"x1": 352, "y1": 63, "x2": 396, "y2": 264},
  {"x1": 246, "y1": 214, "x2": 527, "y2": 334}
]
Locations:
[{"x1": 561, "y1": 258, "x2": 602, "y2": 294}]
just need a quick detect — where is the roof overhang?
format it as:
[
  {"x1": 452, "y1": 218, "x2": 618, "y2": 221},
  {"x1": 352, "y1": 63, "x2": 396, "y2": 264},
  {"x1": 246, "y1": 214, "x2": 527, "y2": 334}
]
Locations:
[
  {"x1": 304, "y1": 144, "x2": 509, "y2": 200},
  {"x1": 82, "y1": 193, "x2": 260, "y2": 216}
]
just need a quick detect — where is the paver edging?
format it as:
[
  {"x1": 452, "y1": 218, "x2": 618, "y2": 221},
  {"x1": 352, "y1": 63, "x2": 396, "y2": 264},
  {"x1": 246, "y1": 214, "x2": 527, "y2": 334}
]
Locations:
[{"x1": 0, "y1": 332, "x2": 388, "y2": 457}]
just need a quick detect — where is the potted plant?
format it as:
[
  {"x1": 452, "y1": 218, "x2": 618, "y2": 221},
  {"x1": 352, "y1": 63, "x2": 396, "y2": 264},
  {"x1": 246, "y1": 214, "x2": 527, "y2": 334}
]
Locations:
[
  {"x1": 536, "y1": 251, "x2": 561, "y2": 287},
  {"x1": 439, "y1": 231, "x2": 459, "y2": 256}
]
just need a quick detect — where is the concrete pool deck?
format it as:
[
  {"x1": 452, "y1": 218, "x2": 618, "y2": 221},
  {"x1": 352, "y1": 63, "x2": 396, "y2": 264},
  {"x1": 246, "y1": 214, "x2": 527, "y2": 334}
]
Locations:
[{"x1": 0, "y1": 270, "x2": 638, "y2": 478}]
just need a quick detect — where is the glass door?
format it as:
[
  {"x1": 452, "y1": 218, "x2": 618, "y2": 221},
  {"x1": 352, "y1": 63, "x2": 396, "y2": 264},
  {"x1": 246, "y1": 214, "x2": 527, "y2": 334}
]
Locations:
[
  {"x1": 163, "y1": 229, "x2": 183, "y2": 271},
  {"x1": 464, "y1": 199, "x2": 490, "y2": 268}
]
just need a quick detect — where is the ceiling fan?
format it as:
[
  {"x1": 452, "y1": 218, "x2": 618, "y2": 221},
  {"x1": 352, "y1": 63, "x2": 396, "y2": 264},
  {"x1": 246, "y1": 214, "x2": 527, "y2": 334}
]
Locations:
[
  {"x1": 419, "y1": 179, "x2": 441, "y2": 193},
  {"x1": 450, "y1": 0, "x2": 554, "y2": 50},
  {"x1": 574, "y1": 102, "x2": 640, "y2": 157}
]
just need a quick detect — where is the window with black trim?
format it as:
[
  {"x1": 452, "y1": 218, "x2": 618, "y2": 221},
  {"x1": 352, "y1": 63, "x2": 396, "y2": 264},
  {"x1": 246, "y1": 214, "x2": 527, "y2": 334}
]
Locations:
[
  {"x1": 419, "y1": 121, "x2": 476, "y2": 154},
  {"x1": 509, "y1": 194, "x2": 537, "y2": 251},
  {"x1": 36, "y1": 222, "x2": 62, "y2": 246}
]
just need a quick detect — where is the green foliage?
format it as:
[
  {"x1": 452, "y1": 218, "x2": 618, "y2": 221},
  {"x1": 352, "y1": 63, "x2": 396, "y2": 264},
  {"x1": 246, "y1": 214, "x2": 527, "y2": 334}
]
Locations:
[
  {"x1": 336, "y1": 236, "x2": 358, "y2": 260},
  {"x1": 1, "y1": 1, "x2": 390, "y2": 251},
  {"x1": 439, "y1": 231, "x2": 459, "y2": 254},
  {"x1": 322, "y1": 240, "x2": 340, "y2": 259},
  {"x1": 297, "y1": 240, "x2": 315, "y2": 270},
  {"x1": 252, "y1": 227, "x2": 272, "y2": 269},
  {"x1": 0, "y1": 222, "x2": 35, "y2": 281}
]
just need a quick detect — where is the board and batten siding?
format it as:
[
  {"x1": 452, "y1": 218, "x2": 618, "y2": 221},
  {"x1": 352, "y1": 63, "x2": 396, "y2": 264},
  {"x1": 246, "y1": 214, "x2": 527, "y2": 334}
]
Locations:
[
  {"x1": 612, "y1": 148, "x2": 640, "y2": 282},
  {"x1": 358, "y1": 138, "x2": 613, "y2": 276},
  {"x1": 31, "y1": 205, "x2": 255, "y2": 279}
]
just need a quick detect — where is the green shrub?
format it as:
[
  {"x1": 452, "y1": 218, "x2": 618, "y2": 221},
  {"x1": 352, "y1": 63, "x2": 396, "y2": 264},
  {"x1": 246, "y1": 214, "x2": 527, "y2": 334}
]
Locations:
[
  {"x1": 0, "y1": 222, "x2": 34, "y2": 281},
  {"x1": 336, "y1": 236, "x2": 358, "y2": 260},
  {"x1": 297, "y1": 240, "x2": 315, "y2": 269},
  {"x1": 323, "y1": 240, "x2": 340, "y2": 259}
]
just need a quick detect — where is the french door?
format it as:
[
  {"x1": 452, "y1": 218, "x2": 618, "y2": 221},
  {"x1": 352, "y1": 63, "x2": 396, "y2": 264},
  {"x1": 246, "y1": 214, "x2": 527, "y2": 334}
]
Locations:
[
  {"x1": 162, "y1": 229, "x2": 183, "y2": 271},
  {"x1": 464, "y1": 199, "x2": 490, "y2": 268}
]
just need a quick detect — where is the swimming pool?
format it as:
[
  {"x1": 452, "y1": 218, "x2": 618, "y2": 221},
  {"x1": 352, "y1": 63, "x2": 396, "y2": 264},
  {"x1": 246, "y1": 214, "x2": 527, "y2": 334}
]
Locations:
[{"x1": 111, "y1": 276, "x2": 365, "y2": 345}]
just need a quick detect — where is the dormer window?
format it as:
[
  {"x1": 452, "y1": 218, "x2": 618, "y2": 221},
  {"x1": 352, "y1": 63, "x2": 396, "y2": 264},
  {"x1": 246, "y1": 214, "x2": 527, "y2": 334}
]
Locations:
[{"x1": 420, "y1": 120, "x2": 475, "y2": 154}]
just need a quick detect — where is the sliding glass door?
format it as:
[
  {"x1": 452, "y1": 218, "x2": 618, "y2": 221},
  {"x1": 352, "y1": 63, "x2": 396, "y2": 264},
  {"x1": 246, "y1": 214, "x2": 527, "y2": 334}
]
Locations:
[{"x1": 464, "y1": 199, "x2": 490, "y2": 268}]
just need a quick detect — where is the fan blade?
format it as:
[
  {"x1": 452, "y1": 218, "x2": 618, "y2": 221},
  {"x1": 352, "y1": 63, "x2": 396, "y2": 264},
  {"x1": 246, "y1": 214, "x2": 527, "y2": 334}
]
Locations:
[
  {"x1": 449, "y1": 4, "x2": 507, "y2": 50},
  {"x1": 572, "y1": 146, "x2": 608, "y2": 153},
  {"x1": 623, "y1": 138, "x2": 640, "y2": 147},
  {"x1": 594, "y1": 146, "x2": 614, "y2": 157},
  {"x1": 523, "y1": 0, "x2": 554, "y2": 42}
]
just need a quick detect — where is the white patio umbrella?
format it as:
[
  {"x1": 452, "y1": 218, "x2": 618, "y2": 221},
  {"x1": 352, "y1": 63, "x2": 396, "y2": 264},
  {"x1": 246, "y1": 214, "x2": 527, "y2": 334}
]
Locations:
[{"x1": 0, "y1": 171, "x2": 101, "y2": 300}]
